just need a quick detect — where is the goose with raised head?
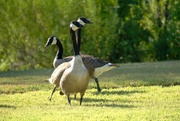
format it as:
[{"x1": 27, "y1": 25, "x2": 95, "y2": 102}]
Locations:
[
  {"x1": 76, "y1": 17, "x2": 119, "y2": 92},
  {"x1": 49, "y1": 21, "x2": 89, "y2": 105},
  {"x1": 44, "y1": 36, "x2": 71, "y2": 68},
  {"x1": 45, "y1": 36, "x2": 71, "y2": 101}
]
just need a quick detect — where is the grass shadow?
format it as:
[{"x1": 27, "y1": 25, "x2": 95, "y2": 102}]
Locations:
[
  {"x1": 83, "y1": 103, "x2": 136, "y2": 108},
  {"x1": 0, "y1": 104, "x2": 16, "y2": 109},
  {"x1": 92, "y1": 90, "x2": 145, "y2": 96},
  {"x1": 81, "y1": 97, "x2": 136, "y2": 108}
]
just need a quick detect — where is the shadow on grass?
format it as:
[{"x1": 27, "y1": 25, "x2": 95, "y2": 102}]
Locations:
[
  {"x1": 83, "y1": 103, "x2": 136, "y2": 108},
  {"x1": 80, "y1": 97, "x2": 136, "y2": 108},
  {"x1": 92, "y1": 90, "x2": 145, "y2": 96},
  {"x1": 0, "y1": 104, "x2": 16, "y2": 109}
]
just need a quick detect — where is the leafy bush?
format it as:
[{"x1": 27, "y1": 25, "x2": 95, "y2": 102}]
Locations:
[{"x1": 0, "y1": 0, "x2": 179, "y2": 71}]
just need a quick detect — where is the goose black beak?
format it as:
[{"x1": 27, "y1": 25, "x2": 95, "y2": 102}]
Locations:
[
  {"x1": 87, "y1": 20, "x2": 93, "y2": 24},
  {"x1": 44, "y1": 43, "x2": 49, "y2": 47}
]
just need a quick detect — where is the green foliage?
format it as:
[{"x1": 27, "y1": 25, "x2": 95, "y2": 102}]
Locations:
[
  {"x1": 139, "y1": 0, "x2": 180, "y2": 61},
  {"x1": 0, "y1": 0, "x2": 179, "y2": 71},
  {"x1": 113, "y1": 0, "x2": 180, "y2": 62}
]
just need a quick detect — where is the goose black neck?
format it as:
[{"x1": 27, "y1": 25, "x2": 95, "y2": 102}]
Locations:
[
  {"x1": 56, "y1": 39, "x2": 63, "y2": 59},
  {"x1": 70, "y1": 28, "x2": 80, "y2": 56},
  {"x1": 77, "y1": 28, "x2": 81, "y2": 52}
]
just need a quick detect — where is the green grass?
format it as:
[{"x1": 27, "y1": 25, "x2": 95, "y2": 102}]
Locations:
[{"x1": 0, "y1": 61, "x2": 180, "y2": 121}]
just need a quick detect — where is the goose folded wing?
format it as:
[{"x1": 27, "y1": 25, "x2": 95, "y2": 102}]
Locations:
[{"x1": 50, "y1": 62, "x2": 71, "y2": 86}]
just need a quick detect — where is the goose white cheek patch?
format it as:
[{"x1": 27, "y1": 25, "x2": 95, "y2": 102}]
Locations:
[
  {"x1": 77, "y1": 18, "x2": 85, "y2": 26},
  {"x1": 52, "y1": 37, "x2": 57, "y2": 45},
  {"x1": 70, "y1": 23, "x2": 79, "y2": 31}
]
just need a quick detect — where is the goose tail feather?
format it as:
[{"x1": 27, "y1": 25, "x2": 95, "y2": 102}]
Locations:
[{"x1": 94, "y1": 63, "x2": 119, "y2": 77}]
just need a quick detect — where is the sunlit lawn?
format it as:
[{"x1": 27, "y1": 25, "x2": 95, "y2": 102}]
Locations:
[{"x1": 0, "y1": 61, "x2": 180, "y2": 121}]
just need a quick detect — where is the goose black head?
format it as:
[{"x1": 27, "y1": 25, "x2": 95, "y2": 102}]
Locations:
[
  {"x1": 77, "y1": 17, "x2": 93, "y2": 26},
  {"x1": 70, "y1": 21, "x2": 84, "y2": 31},
  {"x1": 44, "y1": 36, "x2": 58, "y2": 47}
]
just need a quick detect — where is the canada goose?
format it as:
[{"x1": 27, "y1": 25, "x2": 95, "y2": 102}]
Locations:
[
  {"x1": 49, "y1": 21, "x2": 89, "y2": 105},
  {"x1": 45, "y1": 36, "x2": 72, "y2": 68},
  {"x1": 76, "y1": 17, "x2": 119, "y2": 92},
  {"x1": 45, "y1": 18, "x2": 119, "y2": 101},
  {"x1": 45, "y1": 18, "x2": 98, "y2": 101}
]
